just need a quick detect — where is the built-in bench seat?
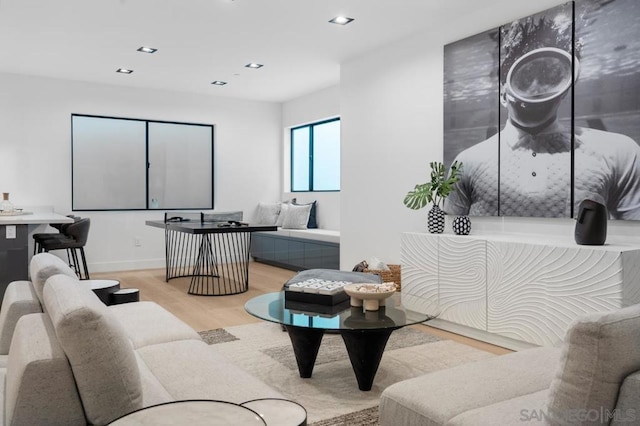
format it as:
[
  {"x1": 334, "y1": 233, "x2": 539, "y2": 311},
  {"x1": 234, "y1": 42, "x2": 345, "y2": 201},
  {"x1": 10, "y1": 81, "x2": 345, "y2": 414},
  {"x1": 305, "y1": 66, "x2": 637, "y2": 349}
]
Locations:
[
  {"x1": 251, "y1": 228, "x2": 340, "y2": 271},
  {"x1": 261, "y1": 228, "x2": 340, "y2": 243}
]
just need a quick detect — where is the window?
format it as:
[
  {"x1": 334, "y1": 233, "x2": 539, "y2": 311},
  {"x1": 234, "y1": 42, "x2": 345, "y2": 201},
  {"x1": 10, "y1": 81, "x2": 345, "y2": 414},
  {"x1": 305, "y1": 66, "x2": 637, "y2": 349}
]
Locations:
[
  {"x1": 71, "y1": 114, "x2": 214, "y2": 211},
  {"x1": 290, "y1": 118, "x2": 340, "y2": 192}
]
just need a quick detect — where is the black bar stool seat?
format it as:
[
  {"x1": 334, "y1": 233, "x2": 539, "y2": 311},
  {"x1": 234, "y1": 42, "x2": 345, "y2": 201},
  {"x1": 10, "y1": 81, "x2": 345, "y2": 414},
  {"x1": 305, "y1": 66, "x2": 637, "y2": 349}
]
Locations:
[
  {"x1": 38, "y1": 218, "x2": 91, "y2": 279},
  {"x1": 33, "y1": 215, "x2": 79, "y2": 254}
]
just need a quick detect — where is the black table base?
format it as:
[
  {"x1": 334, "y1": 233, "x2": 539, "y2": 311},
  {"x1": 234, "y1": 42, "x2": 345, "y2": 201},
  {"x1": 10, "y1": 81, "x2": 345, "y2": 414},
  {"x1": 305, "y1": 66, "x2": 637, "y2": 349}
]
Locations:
[
  {"x1": 147, "y1": 220, "x2": 276, "y2": 297},
  {"x1": 285, "y1": 325, "x2": 396, "y2": 391},
  {"x1": 165, "y1": 228, "x2": 251, "y2": 296}
]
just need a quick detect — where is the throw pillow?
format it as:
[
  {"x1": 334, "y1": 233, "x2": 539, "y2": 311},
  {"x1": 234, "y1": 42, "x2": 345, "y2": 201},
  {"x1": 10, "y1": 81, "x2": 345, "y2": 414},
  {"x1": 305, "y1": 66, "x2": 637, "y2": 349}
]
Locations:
[
  {"x1": 293, "y1": 200, "x2": 318, "y2": 228},
  {"x1": 546, "y1": 304, "x2": 640, "y2": 423},
  {"x1": 276, "y1": 203, "x2": 290, "y2": 227},
  {"x1": 254, "y1": 202, "x2": 280, "y2": 225},
  {"x1": 282, "y1": 204, "x2": 312, "y2": 229}
]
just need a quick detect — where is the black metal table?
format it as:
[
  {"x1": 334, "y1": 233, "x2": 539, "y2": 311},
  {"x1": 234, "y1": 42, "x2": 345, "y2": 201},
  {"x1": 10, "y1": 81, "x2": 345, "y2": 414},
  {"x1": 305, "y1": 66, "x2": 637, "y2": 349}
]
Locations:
[
  {"x1": 146, "y1": 220, "x2": 276, "y2": 296},
  {"x1": 245, "y1": 292, "x2": 433, "y2": 391}
]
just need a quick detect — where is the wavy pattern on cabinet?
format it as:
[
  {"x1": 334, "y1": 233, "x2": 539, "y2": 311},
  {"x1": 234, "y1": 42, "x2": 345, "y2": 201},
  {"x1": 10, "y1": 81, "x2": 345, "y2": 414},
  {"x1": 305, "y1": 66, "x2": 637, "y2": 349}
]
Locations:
[
  {"x1": 438, "y1": 237, "x2": 486, "y2": 330},
  {"x1": 401, "y1": 233, "x2": 640, "y2": 346},
  {"x1": 487, "y1": 242, "x2": 552, "y2": 345},
  {"x1": 488, "y1": 243, "x2": 623, "y2": 346},
  {"x1": 622, "y1": 251, "x2": 640, "y2": 307},
  {"x1": 400, "y1": 233, "x2": 439, "y2": 315}
]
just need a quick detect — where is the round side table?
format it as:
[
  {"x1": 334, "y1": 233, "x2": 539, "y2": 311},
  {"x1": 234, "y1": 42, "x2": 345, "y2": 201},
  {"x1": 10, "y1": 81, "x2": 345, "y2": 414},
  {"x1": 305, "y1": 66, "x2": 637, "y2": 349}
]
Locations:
[
  {"x1": 109, "y1": 400, "x2": 266, "y2": 425},
  {"x1": 111, "y1": 288, "x2": 140, "y2": 305},
  {"x1": 241, "y1": 398, "x2": 307, "y2": 426},
  {"x1": 87, "y1": 279, "x2": 120, "y2": 305}
]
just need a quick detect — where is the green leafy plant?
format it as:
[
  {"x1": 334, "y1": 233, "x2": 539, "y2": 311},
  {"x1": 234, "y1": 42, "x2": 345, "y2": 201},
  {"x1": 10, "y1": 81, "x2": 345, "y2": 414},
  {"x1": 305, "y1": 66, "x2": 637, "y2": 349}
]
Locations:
[{"x1": 403, "y1": 161, "x2": 463, "y2": 210}]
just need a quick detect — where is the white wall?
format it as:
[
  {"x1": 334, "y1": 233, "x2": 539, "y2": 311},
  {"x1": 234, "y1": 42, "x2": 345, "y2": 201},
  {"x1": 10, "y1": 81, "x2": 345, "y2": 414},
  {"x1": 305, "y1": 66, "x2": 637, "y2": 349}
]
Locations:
[
  {"x1": 0, "y1": 73, "x2": 282, "y2": 272},
  {"x1": 282, "y1": 85, "x2": 340, "y2": 230},
  {"x1": 339, "y1": 0, "x2": 640, "y2": 269}
]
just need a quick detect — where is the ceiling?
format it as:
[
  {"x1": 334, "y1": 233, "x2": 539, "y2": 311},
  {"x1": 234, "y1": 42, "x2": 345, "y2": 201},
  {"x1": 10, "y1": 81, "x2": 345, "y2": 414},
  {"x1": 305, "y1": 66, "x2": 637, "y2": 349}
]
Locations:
[{"x1": 0, "y1": 0, "x2": 489, "y2": 103}]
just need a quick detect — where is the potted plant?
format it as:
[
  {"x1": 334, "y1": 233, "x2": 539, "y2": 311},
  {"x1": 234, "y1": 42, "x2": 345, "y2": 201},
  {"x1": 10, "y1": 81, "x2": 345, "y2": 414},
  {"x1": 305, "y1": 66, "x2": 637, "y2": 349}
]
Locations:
[{"x1": 403, "y1": 161, "x2": 463, "y2": 233}]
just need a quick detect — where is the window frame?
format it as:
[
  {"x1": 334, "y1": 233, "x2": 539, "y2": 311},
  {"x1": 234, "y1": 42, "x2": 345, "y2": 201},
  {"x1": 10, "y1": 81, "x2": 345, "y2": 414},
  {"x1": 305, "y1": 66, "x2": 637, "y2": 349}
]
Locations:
[
  {"x1": 290, "y1": 117, "x2": 340, "y2": 192},
  {"x1": 71, "y1": 113, "x2": 214, "y2": 211}
]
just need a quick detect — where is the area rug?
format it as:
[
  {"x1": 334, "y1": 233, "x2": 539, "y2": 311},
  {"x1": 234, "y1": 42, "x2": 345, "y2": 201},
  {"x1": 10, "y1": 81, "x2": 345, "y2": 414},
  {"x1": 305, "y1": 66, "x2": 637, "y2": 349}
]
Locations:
[{"x1": 199, "y1": 323, "x2": 495, "y2": 424}]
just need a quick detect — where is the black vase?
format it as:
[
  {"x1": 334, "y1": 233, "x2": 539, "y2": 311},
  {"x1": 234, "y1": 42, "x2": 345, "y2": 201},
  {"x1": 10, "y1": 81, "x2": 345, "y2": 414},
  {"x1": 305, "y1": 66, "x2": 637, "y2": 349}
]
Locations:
[
  {"x1": 427, "y1": 206, "x2": 445, "y2": 234},
  {"x1": 574, "y1": 199, "x2": 607, "y2": 245},
  {"x1": 452, "y1": 216, "x2": 471, "y2": 235}
]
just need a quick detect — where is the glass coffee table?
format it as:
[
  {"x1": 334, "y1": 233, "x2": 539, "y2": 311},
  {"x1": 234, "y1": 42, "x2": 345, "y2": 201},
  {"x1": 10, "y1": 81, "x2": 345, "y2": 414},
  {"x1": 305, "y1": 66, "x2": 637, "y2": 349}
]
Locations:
[{"x1": 245, "y1": 292, "x2": 432, "y2": 391}]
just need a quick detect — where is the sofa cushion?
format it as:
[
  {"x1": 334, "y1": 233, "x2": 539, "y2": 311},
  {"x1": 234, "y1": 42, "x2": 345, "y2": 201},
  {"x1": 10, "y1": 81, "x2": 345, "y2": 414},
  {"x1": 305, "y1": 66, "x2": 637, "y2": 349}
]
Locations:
[
  {"x1": 379, "y1": 346, "x2": 560, "y2": 426},
  {"x1": 29, "y1": 252, "x2": 78, "y2": 305},
  {"x1": 134, "y1": 351, "x2": 174, "y2": 407},
  {"x1": 108, "y1": 301, "x2": 202, "y2": 348},
  {"x1": 136, "y1": 339, "x2": 283, "y2": 403},
  {"x1": 447, "y1": 389, "x2": 549, "y2": 426},
  {"x1": 0, "y1": 280, "x2": 41, "y2": 354},
  {"x1": 611, "y1": 371, "x2": 640, "y2": 425},
  {"x1": 547, "y1": 304, "x2": 640, "y2": 425},
  {"x1": 43, "y1": 274, "x2": 143, "y2": 425},
  {"x1": 5, "y1": 313, "x2": 85, "y2": 426}
]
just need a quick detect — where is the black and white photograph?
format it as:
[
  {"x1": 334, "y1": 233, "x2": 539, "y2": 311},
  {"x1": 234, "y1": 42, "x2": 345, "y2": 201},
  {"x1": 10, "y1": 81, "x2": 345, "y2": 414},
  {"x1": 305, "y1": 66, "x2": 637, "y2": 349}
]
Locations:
[
  {"x1": 573, "y1": 0, "x2": 640, "y2": 220},
  {"x1": 443, "y1": 28, "x2": 500, "y2": 216},
  {"x1": 443, "y1": 0, "x2": 640, "y2": 220}
]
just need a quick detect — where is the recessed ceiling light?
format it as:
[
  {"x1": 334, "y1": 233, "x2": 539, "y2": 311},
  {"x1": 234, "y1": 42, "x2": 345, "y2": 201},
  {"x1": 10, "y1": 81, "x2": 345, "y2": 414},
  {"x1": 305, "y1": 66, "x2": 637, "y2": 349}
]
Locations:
[
  {"x1": 137, "y1": 46, "x2": 157, "y2": 54},
  {"x1": 211, "y1": 81, "x2": 227, "y2": 86},
  {"x1": 245, "y1": 63, "x2": 263, "y2": 69},
  {"x1": 116, "y1": 68, "x2": 133, "y2": 74},
  {"x1": 329, "y1": 16, "x2": 354, "y2": 25}
]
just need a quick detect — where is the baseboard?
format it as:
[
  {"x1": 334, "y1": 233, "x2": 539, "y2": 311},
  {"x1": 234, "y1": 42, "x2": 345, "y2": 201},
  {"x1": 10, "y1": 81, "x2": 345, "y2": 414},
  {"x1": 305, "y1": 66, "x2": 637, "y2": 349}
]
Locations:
[
  {"x1": 87, "y1": 258, "x2": 166, "y2": 273},
  {"x1": 426, "y1": 318, "x2": 540, "y2": 352}
]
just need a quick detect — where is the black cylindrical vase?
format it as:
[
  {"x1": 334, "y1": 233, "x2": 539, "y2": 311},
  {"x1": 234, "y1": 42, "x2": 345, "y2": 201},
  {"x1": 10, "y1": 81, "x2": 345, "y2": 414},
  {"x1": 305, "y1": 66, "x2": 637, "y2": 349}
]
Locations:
[{"x1": 574, "y1": 199, "x2": 607, "y2": 245}]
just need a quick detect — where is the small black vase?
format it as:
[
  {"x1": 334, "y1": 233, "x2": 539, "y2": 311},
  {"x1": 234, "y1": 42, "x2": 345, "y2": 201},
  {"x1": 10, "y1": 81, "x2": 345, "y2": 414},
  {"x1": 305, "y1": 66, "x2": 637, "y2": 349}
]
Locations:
[
  {"x1": 427, "y1": 205, "x2": 445, "y2": 234},
  {"x1": 575, "y1": 199, "x2": 607, "y2": 245},
  {"x1": 452, "y1": 215, "x2": 471, "y2": 235}
]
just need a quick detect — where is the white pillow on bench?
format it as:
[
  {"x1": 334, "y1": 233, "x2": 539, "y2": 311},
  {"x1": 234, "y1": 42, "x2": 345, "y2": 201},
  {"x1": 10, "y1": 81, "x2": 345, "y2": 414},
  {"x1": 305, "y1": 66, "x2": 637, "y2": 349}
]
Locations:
[{"x1": 282, "y1": 204, "x2": 312, "y2": 229}]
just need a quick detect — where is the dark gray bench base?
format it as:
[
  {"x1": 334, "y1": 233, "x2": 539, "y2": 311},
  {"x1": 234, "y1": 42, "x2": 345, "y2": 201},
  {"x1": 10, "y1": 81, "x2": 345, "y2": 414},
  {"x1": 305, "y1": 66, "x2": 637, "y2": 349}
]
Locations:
[{"x1": 251, "y1": 233, "x2": 339, "y2": 271}]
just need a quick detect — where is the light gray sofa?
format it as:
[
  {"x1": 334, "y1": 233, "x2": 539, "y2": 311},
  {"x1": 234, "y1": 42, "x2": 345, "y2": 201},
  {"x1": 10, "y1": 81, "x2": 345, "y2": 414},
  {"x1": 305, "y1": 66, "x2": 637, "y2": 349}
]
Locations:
[
  {"x1": 379, "y1": 304, "x2": 640, "y2": 425},
  {"x1": 0, "y1": 253, "x2": 283, "y2": 425}
]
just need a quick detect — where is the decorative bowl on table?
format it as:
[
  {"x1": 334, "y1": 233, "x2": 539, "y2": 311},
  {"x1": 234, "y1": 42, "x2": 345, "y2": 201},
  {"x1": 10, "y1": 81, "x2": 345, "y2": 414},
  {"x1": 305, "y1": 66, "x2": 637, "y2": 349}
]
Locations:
[{"x1": 343, "y1": 282, "x2": 397, "y2": 311}]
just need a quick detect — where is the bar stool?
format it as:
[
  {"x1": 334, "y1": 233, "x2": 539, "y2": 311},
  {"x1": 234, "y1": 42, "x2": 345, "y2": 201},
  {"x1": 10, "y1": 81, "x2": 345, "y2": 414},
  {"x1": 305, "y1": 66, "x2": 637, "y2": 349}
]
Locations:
[
  {"x1": 38, "y1": 218, "x2": 91, "y2": 279},
  {"x1": 33, "y1": 215, "x2": 79, "y2": 255}
]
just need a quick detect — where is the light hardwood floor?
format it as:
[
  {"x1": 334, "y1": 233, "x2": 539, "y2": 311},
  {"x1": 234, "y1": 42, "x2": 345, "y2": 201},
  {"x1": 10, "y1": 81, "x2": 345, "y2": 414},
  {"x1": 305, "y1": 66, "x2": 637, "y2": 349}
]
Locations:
[{"x1": 92, "y1": 262, "x2": 512, "y2": 355}]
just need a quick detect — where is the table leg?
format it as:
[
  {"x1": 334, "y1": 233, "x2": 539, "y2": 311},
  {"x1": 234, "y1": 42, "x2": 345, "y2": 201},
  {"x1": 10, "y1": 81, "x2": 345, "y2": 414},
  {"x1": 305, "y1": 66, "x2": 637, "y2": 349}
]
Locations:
[
  {"x1": 340, "y1": 328, "x2": 394, "y2": 391},
  {"x1": 284, "y1": 326, "x2": 324, "y2": 378}
]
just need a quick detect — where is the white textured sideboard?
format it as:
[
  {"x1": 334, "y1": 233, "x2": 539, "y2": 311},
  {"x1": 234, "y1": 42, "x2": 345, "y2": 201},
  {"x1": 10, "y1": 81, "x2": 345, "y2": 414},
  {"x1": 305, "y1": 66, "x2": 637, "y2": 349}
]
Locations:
[{"x1": 401, "y1": 232, "x2": 640, "y2": 348}]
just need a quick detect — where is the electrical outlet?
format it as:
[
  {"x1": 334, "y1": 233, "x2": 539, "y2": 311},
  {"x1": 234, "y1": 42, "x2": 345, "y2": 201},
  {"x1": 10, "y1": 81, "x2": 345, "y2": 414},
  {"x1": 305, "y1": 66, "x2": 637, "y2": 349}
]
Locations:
[
  {"x1": 134, "y1": 237, "x2": 141, "y2": 247},
  {"x1": 6, "y1": 225, "x2": 16, "y2": 239}
]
